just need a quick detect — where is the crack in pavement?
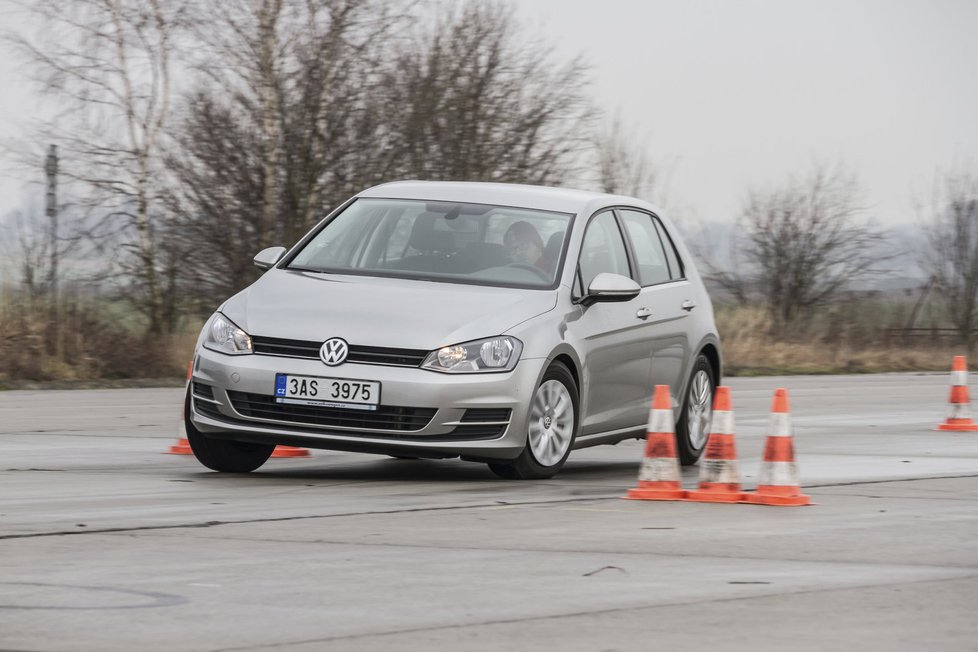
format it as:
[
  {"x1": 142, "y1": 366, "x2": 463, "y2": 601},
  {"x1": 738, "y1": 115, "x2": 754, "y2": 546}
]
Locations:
[
  {"x1": 0, "y1": 496, "x2": 613, "y2": 541},
  {"x1": 112, "y1": 525, "x2": 978, "y2": 571},
  {"x1": 2, "y1": 474, "x2": 975, "y2": 542}
]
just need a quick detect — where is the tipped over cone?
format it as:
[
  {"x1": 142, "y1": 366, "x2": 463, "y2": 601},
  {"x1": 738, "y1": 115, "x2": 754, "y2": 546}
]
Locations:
[
  {"x1": 686, "y1": 386, "x2": 744, "y2": 503},
  {"x1": 271, "y1": 445, "x2": 311, "y2": 458},
  {"x1": 742, "y1": 388, "x2": 811, "y2": 506},
  {"x1": 625, "y1": 385, "x2": 687, "y2": 501},
  {"x1": 937, "y1": 356, "x2": 978, "y2": 431},
  {"x1": 166, "y1": 361, "x2": 195, "y2": 455}
]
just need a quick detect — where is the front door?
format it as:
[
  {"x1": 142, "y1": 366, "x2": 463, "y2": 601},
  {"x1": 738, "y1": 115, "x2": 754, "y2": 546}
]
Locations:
[{"x1": 569, "y1": 210, "x2": 655, "y2": 436}]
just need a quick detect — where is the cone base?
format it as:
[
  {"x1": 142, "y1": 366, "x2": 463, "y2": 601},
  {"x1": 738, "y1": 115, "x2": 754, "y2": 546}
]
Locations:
[
  {"x1": 742, "y1": 490, "x2": 811, "y2": 506},
  {"x1": 624, "y1": 487, "x2": 687, "y2": 501},
  {"x1": 271, "y1": 446, "x2": 310, "y2": 458},
  {"x1": 166, "y1": 439, "x2": 192, "y2": 455},
  {"x1": 686, "y1": 489, "x2": 746, "y2": 503},
  {"x1": 937, "y1": 421, "x2": 978, "y2": 431}
]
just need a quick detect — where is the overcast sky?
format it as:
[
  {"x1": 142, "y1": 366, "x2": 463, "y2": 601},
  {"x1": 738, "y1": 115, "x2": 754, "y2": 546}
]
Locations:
[
  {"x1": 518, "y1": 0, "x2": 978, "y2": 226},
  {"x1": 1, "y1": 0, "x2": 976, "y2": 228}
]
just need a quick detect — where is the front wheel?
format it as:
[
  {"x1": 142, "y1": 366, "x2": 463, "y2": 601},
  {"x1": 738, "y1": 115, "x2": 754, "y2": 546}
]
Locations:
[
  {"x1": 185, "y1": 389, "x2": 274, "y2": 473},
  {"x1": 675, "y1": 354, "x2": 716, "y2": 466},
  {"x1": 488, "y1": 362, "x2": 578, "y2": 480}
]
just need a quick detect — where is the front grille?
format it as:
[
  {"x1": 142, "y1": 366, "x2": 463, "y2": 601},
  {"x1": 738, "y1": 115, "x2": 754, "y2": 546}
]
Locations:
[
  {"x1": 226, "y1": 391, "x2": 436, "y2": 432},
  {"x1": 252, "y1": 336, "x2": 428, "y2": 368},
  {"x1": 347, "y1": 345, "x2": 428, "y2": 367},
  {"x1": 251, "y1": 337, "x2": 320, "y2": 358}
]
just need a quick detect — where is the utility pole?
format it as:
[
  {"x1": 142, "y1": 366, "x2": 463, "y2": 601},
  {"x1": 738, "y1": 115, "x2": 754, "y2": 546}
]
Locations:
[
  {"x1": 45, "y1": 144, "x2": 60, "y2": 358},
  {"x1": 45, "y1": 144, "x2": 58, "y2": 299}
]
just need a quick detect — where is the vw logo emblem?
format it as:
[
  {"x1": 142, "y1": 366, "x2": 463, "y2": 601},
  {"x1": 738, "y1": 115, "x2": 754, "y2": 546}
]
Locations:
[{"x1": 320, "y1": 337, "x2": 349, "y2": 366}]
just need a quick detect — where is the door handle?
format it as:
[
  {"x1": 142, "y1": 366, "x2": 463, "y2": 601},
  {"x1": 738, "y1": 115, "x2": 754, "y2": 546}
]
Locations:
[
  {"x1": 636, "y1": 307, "x2": 652, "y2": 320},
  {"x1": 681, "y1": 300, "x2": 696, "y2": 312}
]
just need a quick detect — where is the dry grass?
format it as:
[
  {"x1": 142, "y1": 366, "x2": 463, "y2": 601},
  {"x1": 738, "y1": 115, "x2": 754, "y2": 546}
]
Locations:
[
  {"x1": 717, "y1": 303, "x2": 957, "y2": 375},
  {"x1": 0, "y1": 291, "x2": 200, "y2": 386},
  {"x1": 0, "y1": 291, "x2": 963, "y2": 385}
]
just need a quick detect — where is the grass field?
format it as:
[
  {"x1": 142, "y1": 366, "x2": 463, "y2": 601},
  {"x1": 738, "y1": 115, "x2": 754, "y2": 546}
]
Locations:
[{"x1": 716, "y1": 304, "x2": 954, "y2": 375}]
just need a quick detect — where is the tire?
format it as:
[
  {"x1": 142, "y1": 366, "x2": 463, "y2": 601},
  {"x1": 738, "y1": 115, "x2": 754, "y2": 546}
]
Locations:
[
  {"x1": 185, "y1": 389, "x2": 274, "y2": 473},
  {"x1": 488, "y1": 362, "x2": 579, "y2": 480},
  {"x1": 675, "y1": 354, "x2": 716, "y2": 466}
]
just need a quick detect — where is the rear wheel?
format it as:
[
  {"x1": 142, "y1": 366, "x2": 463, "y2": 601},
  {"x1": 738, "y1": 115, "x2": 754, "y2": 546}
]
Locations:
[
  {"x1": 488, "y1": 362, "x2": 578, "y2": 480},
  {"x1": 675, "y1": 354, "x2": 715, "y2": 466},
  {"x1": 185, "y1": 389, "x2": 274, "y2": 473}
]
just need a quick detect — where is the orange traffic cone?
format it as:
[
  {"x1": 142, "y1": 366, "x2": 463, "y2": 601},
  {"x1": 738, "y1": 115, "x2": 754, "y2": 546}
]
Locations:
[
  {"x1": 937, "y1": 356, "x2": 978, "y2": 431},
  {"x1": 686, "y1": 386, "x2": 744, "y2": 503},
  {"x1": 742, "y1": 388, "x2": 811, "y2": 506},
  {"x1": 166, "y1": 361, "x2": 194, "y2": 455},
  {"x1": 271, "y1": 445, "x2": 310, "y2": 458},
  {"x1": 625, "y1": 385, "x2": 687, "y2": 501}
]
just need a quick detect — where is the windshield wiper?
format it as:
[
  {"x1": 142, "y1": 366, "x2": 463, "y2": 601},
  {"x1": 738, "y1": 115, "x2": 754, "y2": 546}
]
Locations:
[{"x1": 285, "y1": 265, "x2": 328, "y2": 274}]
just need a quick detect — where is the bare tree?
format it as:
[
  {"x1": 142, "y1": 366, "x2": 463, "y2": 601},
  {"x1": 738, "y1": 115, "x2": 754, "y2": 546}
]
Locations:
[
  {"x1": 711, "y1": 166, "x2": 888, "y2": 334},
  {"x1": 162, "y1": 0, "x2": 408, "y2": 306},
  {"x1": 165, "y1": 0, "x2": 596, "y2": 307},
  {"x1": 379, "y1": 0, "x2": 595, "y2": 184},
  {"x1": 2, "y1": 207, "x2": 49, "y2": 301},
  {"x1": 921, "y1": 172, "x2": 978, "y2": 350},
  {"x1": 8, "y1": 0, "x2": 187, "y2": 334}
]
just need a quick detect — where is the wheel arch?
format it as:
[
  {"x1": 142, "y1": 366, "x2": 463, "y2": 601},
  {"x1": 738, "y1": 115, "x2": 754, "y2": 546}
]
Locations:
[
  {"x1": 550, "y1": 352, "x2": 580, "y2": 391},
  {"x1": 698, "y1": 341, "x2": 722, "y2": 385}
]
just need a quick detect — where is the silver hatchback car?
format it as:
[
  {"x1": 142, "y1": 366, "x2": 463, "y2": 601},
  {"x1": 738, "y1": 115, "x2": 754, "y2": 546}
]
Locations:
[{"x1": 187, "y1": 181, "x2": 721, "y2": 478}]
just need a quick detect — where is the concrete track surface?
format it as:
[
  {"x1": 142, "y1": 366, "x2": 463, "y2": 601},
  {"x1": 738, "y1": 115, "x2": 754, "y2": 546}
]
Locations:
[{"x1": 1, "y1": 373, "x2": 977, "y2": 651}]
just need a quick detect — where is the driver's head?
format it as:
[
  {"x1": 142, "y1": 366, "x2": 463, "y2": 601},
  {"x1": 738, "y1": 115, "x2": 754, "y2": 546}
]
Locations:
[{"x1": 504, "y1": 221, "x2": 544, "y2": 265}]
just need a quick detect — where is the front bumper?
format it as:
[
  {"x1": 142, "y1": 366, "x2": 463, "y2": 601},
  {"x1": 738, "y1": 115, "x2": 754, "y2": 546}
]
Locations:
[{"x1": 189, "y1": 347, "x2": 545, "y2": 459}]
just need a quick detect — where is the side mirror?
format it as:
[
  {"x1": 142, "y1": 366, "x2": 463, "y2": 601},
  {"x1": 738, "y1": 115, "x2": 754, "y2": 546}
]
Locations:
[
  {"x1": 582, "y1": 272, "x2": 641, "y2": 306},
  {"x1": 253, "y1": 246, "x2": 286, "y2": 270}
]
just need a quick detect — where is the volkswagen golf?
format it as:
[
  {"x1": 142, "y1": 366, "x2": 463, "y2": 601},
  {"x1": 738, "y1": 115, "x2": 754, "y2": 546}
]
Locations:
[{"x1": 187, "y1": 181, "x2": 721, "y2": 478}]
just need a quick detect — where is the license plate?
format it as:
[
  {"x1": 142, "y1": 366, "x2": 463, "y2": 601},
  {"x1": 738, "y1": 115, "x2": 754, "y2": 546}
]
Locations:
[{"x1": 274, "y1": 374, "x2": 381, "y2": 411}]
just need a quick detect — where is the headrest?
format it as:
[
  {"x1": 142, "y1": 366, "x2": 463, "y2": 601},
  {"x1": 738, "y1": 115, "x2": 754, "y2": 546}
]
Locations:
[
  {"x1": 545, "y1": 230, "x2": 564, "y2": 258},
  {"x1": 409, "y1": 214, "x2": 456, "y2": 253}
]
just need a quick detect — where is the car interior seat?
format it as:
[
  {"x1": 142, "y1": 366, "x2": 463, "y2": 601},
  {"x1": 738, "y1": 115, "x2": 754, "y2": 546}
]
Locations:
[
  {"x1": 388, "y1": 213, "x2": 459, "y2": 272},
  {"x1": 544, "y1": 231, "x2": 564, "y2": 272}
]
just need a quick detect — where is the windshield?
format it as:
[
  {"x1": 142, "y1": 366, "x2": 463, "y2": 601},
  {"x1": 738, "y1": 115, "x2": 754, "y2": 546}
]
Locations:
[{"x1": 286, "y1": 198, "x2": 573, "y2": 289}]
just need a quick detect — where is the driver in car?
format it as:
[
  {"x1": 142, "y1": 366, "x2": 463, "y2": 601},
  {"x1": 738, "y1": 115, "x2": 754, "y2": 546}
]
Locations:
[{"x1": 504, "y1": 221, "x2": 551, "y2": 272}]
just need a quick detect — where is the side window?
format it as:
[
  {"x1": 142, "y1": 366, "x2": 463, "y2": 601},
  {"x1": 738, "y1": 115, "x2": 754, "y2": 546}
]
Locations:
[
  {"x1": 619, "y1": 209, "x2": 671, "y2": 286},
  {"x1": 653, "y1": 218, "x2": 685, "y2": 280},
  {"x1": 577, "y1": 211, "x2": 631, "y2": 291}
]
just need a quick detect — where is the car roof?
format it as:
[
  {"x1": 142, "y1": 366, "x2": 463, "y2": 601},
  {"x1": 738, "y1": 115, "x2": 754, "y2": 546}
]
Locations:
[{"x1": 358, "y1": 180, "x2": 659, "y2": 216}]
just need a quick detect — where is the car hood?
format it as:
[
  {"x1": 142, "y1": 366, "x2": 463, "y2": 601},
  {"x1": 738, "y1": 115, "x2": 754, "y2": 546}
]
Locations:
[{"x1": 221, "y1": 270, "x2": 558, "y2": 350}]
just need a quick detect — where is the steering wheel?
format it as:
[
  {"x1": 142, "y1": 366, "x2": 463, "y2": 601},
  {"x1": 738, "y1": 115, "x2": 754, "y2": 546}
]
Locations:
[{"x1": 506, "y1": 262, "x2": 551, "y2": 281}]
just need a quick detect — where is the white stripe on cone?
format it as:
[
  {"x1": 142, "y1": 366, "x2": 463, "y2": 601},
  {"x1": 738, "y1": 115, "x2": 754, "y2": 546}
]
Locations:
[
  {"x1": 953, "y1": 370, "x2": 968, "y2": 386},
  {"x1": 647, "y1": 407, "x2": 673, "y2": 434},
  {"x1": 768, "y1": 412, "x2": 792, "y2": 437},
  {"x1": 948, "y1": 401, "x2": 973, "y2": 420},
  {"x1": 639, "y1": 456, "x2": 682, "y2": 483},
  {"x1": 711, "y1": 410, "x2": 734, "y2": 435},
  {"x1": 699, "y1": 457, "x2": 740, "y2": 484},
  {"x1": 757, "y1": 460, "x2": 800, "y2": 487}
]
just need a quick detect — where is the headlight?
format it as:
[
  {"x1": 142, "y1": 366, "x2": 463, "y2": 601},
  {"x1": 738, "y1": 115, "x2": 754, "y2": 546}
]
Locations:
[
  {"x1": 421, "y1": 336, "x2": 522, "y2": 373},
  {"x1": 202, "y1": 313, "x2": 253, "y2": 355}
]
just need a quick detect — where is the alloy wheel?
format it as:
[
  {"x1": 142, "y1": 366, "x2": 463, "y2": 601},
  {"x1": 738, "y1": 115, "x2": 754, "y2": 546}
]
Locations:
[
  {"x1": 686, "y1": 369, "x2": 713, "y2": 450},
  {"x1": 527, "y1": 379, "x2": 575, "y2": 467}
]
